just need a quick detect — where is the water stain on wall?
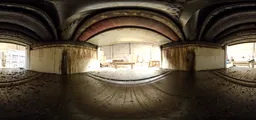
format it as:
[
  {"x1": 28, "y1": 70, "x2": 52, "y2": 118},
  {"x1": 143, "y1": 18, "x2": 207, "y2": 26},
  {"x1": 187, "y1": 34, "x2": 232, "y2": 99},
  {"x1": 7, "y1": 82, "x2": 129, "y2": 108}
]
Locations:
[
  {"x1": 162, "y1": 46, "x2": 196, "y2": 71},
  {"x1": 31, "y1": 44, "x2": 98, "y2": 74},
  {"x1": 66, "y1": 47, "x2": 98, "y2": 74}
]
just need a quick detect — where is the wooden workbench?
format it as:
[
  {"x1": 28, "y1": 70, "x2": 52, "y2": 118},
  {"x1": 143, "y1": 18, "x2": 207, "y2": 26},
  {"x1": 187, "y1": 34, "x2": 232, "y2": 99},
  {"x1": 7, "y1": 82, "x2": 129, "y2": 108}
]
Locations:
[{"x1": 112, "y1": 62, "x2": 135, "y2": 69}]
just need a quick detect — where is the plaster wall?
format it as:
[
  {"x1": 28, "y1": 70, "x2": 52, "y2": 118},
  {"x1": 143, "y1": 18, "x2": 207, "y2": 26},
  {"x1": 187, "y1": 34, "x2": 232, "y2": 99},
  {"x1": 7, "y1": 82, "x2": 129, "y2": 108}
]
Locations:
[
  {"x1": 30, "y1": 45, "x2": 99, "y2": 74},
  {"x1": 66, "y1": 47, "x2": 99, "y2": 74},
  {"x1": 30, "y1": 47, "x2": 63, "y2": 74},
  {"x1": 195, "y1": 47, "x2": 225, "y2": 71},
  {"x1": 162, "y1": 45, "x2": 225, "y2": 71}
]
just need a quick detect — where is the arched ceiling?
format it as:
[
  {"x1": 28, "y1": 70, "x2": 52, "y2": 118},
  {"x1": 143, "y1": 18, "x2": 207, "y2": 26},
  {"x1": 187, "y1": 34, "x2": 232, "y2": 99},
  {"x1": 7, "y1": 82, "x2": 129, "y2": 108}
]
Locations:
[
  {"x1": 87, "y1": 27, "x2": 171, "y2": 46},
  {"x1": 61, "y1": 1, "x2": 184, "y2": 42},
  {"x1": 0, "y1": 0, "x2": 59, "y2": 45},
  {"x1": 77, "y1": 16, "x2": 178, "y2": 42},
  {"x1": 74, "y1": 9, "x2": 184, "y2": 42},
  {"x1": 0, "y1": 0, "x2": 256, "y2": 46}
]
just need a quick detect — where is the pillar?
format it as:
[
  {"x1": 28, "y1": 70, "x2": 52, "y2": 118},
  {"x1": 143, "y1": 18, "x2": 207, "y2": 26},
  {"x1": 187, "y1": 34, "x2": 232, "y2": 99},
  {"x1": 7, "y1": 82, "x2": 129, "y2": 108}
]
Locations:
[
  {"x1": 25, "y1": 45, "x2": 30, "y2": 69},
  {"x1": 224, "y1": 45, "x2": 227, "y2": 68}
]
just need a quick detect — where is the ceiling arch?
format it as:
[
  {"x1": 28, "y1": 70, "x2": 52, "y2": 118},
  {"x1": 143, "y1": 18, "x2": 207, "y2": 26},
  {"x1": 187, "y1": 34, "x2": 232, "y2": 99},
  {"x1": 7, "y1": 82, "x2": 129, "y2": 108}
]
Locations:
[
  {"x1": 199, "y1": 3, "x2": 256, "y2": 41},
  {"x1": 61, "y1": 1, "x2": 183, "y2": 41},
  {"x1": 1, "y1": 0, "x2": 256, "y2": 46},
  {"x1": 218, "y1": 30, "x2": 256, "y2": 46},
  {"x1": 0, "y1": 30, "x2": 36, "y2": 45},
  {"x1": 72, "y1": 9, "x2": 183, "y2": 45},
  {"x1": 78, "y1": 16, "x2": 179, "y2": 42},
  {"x1": 0, "y1": 1, "x2": 59, "y2": 44},
  {"x1": 180, "y1": 0, "x2": 256, "y2": 41},
  {"x1": 87, "y1": 27, "x2": 171, "y2": 46}
]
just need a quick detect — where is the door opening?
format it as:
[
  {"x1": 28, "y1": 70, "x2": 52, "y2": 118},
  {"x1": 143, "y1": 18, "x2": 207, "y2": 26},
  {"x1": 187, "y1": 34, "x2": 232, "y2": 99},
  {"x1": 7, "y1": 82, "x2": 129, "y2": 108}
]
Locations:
[
  {"x1": 0, "y1": 43, "x2": 26, "y2": 68},
  {"x1": 226, "y1": 43, "x2": 255, "y2": 68}
]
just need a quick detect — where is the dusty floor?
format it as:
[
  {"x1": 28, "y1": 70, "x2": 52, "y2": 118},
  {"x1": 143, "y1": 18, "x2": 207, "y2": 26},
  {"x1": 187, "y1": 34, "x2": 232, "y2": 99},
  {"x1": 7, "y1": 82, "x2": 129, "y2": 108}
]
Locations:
[
  {"x1": 0, "y1": 67, "x2": 256, "y2": 120},
  {"x1": 87, "y1": 68, "x2": 170, "y2": 80},
  {"x1": 0, "y1": 68, "x2": 38, "y2": 82}
]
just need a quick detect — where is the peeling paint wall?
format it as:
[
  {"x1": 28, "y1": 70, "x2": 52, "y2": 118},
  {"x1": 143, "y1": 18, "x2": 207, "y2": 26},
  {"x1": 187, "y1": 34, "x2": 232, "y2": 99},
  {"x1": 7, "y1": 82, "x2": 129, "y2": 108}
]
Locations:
[
  {"x1": 66, "y1": 47, "x2": 99, "y2": 74},
  {"x1": 30, "y1": 47, "x2": 63, "y2": 74},
  {"x1": 162, "y1": 45, "x2": 225, "y2": 71},
  {"x1": 30, "y1": 45, "x2": 99, "y2": 74},
  {"x1": 162, "y1": 46, "x2": 195, "y2": 71}
]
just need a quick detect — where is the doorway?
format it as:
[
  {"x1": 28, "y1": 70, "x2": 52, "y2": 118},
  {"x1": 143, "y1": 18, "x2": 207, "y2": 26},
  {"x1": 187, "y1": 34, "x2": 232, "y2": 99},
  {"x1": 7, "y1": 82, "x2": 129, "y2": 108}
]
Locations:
[
  {"x1": 0, "y1": 43, "x2": 26, "y2": 68},
  {"x1": 226, "y1": 43, "x2": 255, "y2": 68}
]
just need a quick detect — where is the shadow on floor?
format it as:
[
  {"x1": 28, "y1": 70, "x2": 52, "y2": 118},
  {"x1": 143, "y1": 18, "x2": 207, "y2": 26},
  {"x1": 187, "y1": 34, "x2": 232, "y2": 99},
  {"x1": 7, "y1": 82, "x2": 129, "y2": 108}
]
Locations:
[{"x1": 0, "y1": 67, "x2": 256, "y2": 120}]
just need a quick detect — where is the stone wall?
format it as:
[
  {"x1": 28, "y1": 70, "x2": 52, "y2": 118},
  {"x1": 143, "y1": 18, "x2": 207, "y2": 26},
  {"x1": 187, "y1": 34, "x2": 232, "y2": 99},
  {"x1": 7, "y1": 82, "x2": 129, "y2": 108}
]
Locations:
[
  {"x1": 162, "y1": 44, "x2": 225, "y2": 71},
  {"x1": 30, "y1": 44, "x2": 99, "y2": 74}
]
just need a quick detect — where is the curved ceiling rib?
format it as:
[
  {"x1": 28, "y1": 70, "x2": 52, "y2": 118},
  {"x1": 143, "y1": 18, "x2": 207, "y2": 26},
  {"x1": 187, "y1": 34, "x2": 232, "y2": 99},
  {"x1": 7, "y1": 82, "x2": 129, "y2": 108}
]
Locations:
[
  {"x1": 66, "y1": 1, "x2": 181, "y2": 21},
  {"x1": 0, "y1": 22, "x2": 42, "y2": 42},
  {"x1": 78, "y1": 17, "x2": 179, "y2": 42},
  {"x1": 87, "y1": 27, "x2": 171, "y2": 46},
  {"x1": 0, "y1": 10, "x2": 52, "y2": 41},
  {"x1": 0, "y1": 30, "x2": 36, "y2": 45},
  {"x1": 0, "y1": 2, "x2": 58, "y2": 44},
  {"x1": 199, "y1": 3, "x2": 256, "y2": 45},
  {"x1": 0, "y1": 3, "x2": 58, "y2": 40},
  {"x1": 61, "y1": 1, "x2": 183, "y2": 41},
  {"x1": 2, "y1": 0, "x2": 256, "y2": 46},
  {"x1": 72, "y1": 9, "x2": 183, "y2": 44},
  {"x1": 218, "y1": 30, "x2": 256, "y2": 46},
  {"x1": 205, "y1": 11, "x2": 256, "y2": 41},
  {"x1": 213, "y1": 23, "x2": 256, "y2": 41}
]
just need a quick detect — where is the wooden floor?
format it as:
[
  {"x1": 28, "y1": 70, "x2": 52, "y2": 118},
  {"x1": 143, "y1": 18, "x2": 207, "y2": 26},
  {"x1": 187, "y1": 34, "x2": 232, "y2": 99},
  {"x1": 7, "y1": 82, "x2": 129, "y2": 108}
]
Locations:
[
  {"x1": 0, "y1": 67, "x2": 256, "y2": 119},
  {"x1": 0, "y1": 68, "x2": 39, "y2": 82},
  {"x1": 215, "y1": 67, "x2": 256, "y2": 82}
]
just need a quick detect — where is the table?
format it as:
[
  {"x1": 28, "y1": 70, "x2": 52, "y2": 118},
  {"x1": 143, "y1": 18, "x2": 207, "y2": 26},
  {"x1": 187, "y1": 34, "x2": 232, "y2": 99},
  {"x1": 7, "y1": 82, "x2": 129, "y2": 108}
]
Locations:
[
  {"x1": 233, "y1": 61, "x2": 255, "y2": 68},
  {"x1": 112, "y1": 62, "x2": 135, "y2": 69},
  {"x1": 148, "y1": 61, "x2": 160, "y2": 68}
]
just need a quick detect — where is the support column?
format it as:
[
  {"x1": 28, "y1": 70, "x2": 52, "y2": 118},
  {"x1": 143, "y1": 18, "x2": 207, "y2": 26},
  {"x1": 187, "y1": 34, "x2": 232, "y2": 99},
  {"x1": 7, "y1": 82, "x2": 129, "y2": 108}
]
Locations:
[
  {"x1": 25, "y1": 45, "x2": 30, "y2": 69},
  {"x1": 224, "y1": 45, "x2": 227, "y2": 68},
  {"x1": 111, "y1": 45, "x2": 113, "y2": 59},
  {"x1": 253, "y1": 43, "x2": 255, "y2": 59}
]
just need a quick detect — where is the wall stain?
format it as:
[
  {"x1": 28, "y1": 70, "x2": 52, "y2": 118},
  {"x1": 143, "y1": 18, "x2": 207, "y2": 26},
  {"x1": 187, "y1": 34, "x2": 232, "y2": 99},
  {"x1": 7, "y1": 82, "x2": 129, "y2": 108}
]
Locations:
[
  {"x1": 61, "y1": 49, "x2": 68, "y2": 75},
  {"x1": 66, "y1": 47, "x2": 97, "y2": 74},
  {"x1": 162, "y1": 46, "x2": 196, "y2": 71}
]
